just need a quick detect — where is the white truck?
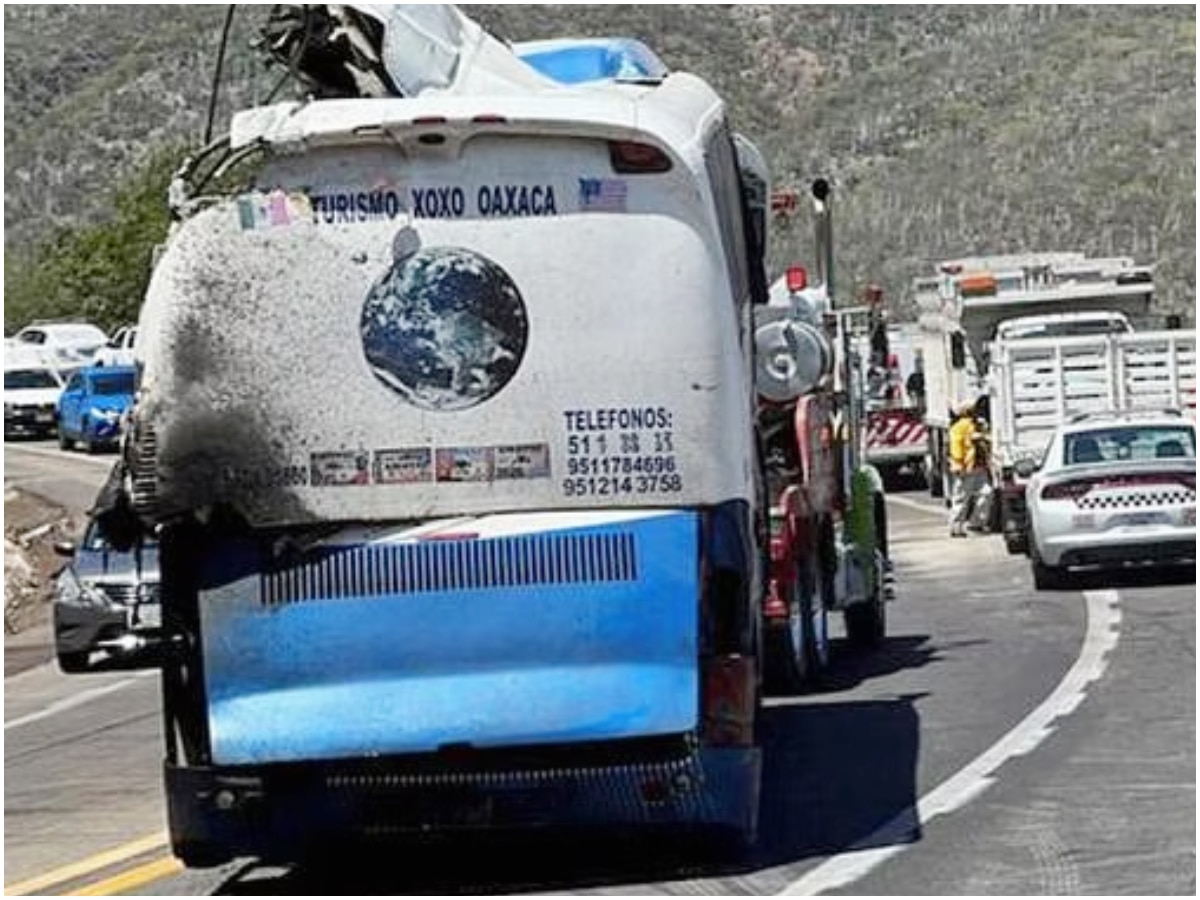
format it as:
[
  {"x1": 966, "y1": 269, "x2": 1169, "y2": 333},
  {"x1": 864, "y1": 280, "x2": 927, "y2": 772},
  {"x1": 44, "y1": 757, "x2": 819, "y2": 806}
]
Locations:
[{"x1": 916, "y1": 252, "x2": 1196, "y2": 551}]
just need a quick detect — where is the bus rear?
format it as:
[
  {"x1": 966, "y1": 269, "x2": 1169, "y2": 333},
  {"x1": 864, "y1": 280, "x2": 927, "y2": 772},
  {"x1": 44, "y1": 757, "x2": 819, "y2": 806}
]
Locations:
[{"x1": 132, "y1": 85, "x2": 766, "y2": 865}]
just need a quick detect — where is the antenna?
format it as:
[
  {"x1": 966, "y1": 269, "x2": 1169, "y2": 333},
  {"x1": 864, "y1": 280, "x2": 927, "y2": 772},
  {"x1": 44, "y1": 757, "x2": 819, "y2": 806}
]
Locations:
[{"x1": 204, "y1": 6, "x2": 237, "y2": 145}]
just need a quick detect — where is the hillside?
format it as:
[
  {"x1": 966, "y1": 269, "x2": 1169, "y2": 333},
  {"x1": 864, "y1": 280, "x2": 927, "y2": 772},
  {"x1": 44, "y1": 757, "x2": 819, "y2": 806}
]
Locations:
[{"x1": 3, "y1": 5, "x2": 1195, "y2": 321}]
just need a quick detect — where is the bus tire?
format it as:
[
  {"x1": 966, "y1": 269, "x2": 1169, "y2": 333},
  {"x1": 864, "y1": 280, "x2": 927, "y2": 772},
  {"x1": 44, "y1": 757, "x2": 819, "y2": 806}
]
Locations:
[
  {"x1": 57, "y1": 650, "x2": 90, "y2": 674},
  {"x1": 175, "y1": 841, "x2": 232, "y2": 869}
]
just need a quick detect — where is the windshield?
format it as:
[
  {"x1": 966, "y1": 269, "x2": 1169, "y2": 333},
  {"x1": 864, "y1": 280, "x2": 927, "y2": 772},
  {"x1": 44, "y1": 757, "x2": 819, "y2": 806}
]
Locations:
[
  {"x1": 88, "y1": 372, "x2": 135, "y2": 396},
  {"x1": 4, "y1": 369, "x2": 60, "y2": 390},
  {"x1": 1063, "y1": 425, "x2": 1196, "y2": 465},
  {"x1": 81, "y1": 520, "x2": 157, "y2": 553}
]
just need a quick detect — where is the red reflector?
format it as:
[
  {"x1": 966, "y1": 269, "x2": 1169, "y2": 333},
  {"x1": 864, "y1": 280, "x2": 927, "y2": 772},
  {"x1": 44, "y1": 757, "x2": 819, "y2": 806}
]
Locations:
[
  {"x1": 640, "y1": 779, "x2": 669, "y2": 804},
  {"x1": 763, "y1": 583, "x2": 788, "y2": 618},
  {"x1": 770, "y1": 190, "x2": 799, "y2": 214},
  {"x1": 609, "y1": 140, "x2": 672, "y2": 174},
  {"x1": 785, "y1": 265, "x2": 808, "y2": 293}
]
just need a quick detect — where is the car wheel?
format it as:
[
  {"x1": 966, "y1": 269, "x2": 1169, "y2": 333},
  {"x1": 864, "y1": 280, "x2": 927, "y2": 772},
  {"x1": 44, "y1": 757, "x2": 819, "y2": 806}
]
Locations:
[
  {"x1": 1031, "y1": 559, "x2": 1067, "y2": 590},
  {"x1": 57, "y1": 428, "x2": 72, "y2": 451},
  {"x1": 57, "y1": 650, "x2": 90, "y2": 674},
  {"x1": 1029, "y1": 532, "x2": 1068, "y2": 590},
  {"x1": 1004, "y1": 532, "x2": 1028, "y2": 555}
]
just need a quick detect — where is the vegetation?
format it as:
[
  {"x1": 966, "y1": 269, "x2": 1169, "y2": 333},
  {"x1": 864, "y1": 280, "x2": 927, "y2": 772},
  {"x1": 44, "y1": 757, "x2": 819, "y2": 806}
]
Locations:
[
  {"x1": 3, "y1": 5, "x2": 1194, "y2": 332},
  {"x1": 4, "y1": 148, "x2": 183, "y2": 334}
]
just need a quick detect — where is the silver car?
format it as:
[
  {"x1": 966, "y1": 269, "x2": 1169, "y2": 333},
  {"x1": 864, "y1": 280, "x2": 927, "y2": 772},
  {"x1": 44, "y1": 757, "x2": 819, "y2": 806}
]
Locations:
[
  {"x1": 53, "y1": 519, "x2": 160, "y2": 672},
  {"x1": 1021, "y1": 410, "x2": 1196, "y2": 589}
]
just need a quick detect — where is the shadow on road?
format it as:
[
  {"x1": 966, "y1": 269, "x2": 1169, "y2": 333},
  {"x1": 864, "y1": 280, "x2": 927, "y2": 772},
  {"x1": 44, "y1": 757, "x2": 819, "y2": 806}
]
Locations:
[
  {"x1": 817, "y1": 633, "x2": 945, "y2": 692},
  {"x1": 214, "y1": 639, "x2": 933, "y2": 895},
  {"x1": 1037, "y1": 563, "x2": 1195, "y2": 593}
]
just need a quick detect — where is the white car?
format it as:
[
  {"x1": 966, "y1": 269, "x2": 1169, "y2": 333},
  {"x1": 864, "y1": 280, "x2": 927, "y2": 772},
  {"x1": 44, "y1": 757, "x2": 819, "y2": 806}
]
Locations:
[
  {"x1": 1019, "y1": 410, "x2": 1196, "y2": 588},
  {"x1": 4, "y1": 358, "x2": 64, "y2": 438},
  {"x1": 12, "y1": 321, "x2": 108, "y2": 371}
]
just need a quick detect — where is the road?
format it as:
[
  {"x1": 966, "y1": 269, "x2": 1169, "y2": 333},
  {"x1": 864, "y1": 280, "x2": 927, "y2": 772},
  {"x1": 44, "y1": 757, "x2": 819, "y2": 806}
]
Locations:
[{"x1": 3, "y1": 442, "x2": 1195, "y2": 895}]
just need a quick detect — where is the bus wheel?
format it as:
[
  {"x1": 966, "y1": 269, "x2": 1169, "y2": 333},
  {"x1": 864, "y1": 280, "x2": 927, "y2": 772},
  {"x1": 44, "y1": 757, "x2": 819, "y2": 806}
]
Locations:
[{"x1": 175, "y1": 841, "x2": 232, "y2": 869}]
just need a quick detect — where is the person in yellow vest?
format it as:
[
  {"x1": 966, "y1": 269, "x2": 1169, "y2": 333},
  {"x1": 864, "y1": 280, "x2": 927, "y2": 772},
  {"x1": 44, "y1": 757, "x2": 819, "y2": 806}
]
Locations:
[{"x1": 948, "y1": 400, "x2": 991, "y2": 537}]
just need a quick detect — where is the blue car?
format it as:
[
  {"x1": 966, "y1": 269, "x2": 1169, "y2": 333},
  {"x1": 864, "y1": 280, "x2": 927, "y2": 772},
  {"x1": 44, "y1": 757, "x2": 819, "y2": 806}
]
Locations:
[{"x1": 56, "y1": 365, "x2": 137, "y2": 452}]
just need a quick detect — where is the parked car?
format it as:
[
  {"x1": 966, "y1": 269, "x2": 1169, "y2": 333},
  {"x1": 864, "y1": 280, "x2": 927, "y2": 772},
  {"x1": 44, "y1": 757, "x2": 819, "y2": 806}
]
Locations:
[
  {"x1": 12, "y1": 321, "x2": 108, "y2": 371},
  {"x1": 4, "y1": 354, "x2": 64, "y2": 439},
  {"x1": 1019, "y1": 409, "x2": 1196, "y2": 589},
  {"x1": 56, "y1": 365, "x2": 137, "y2": 452},
  {"x1": 53, "y1": 518, "x2": 160, "y2": 673},
  {"x1": 93, "y1": 325, "x2": 139, "y2": 368}
]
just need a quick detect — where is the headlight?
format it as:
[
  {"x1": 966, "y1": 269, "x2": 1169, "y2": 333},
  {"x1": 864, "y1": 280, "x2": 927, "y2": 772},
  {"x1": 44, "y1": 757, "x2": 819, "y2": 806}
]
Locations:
[
  {"x1": 55, "y1": 568, "x2": 110, "y2": 608},
  {"x1": 89, "y1": 407, "x2": 121, "y2": 421}
]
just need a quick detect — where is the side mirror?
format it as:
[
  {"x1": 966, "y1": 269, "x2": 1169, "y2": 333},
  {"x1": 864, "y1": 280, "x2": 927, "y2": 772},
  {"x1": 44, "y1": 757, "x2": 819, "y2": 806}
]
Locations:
[
  {"x1": 53, "y1": 541, "x2": 77, "y2": 558},
  {"x1": 1013, "y1": 458, "x2": 1038, "y2": 479}
]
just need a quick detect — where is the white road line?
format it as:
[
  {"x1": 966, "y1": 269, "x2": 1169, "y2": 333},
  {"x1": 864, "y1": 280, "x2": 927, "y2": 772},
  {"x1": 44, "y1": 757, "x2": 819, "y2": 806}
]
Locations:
[
  {"x1": 4, "y1": 670, "x2": 157, "y2": 732},
  {"x1": 779, "y1": 589, "x2": 1122, "y2": 895}
]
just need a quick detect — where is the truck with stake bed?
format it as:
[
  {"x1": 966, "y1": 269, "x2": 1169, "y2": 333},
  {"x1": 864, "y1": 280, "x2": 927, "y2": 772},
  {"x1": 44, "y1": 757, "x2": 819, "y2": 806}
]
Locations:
[{"x1": 915, "y1": 252, "x2": 1195, "y2": 551}]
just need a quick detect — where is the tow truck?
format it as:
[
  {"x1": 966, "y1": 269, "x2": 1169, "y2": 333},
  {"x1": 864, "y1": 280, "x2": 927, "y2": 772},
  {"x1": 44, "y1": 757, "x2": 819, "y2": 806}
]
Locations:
[{"x1": 757, "y1": 180, "x2": 893, "y2": 693}]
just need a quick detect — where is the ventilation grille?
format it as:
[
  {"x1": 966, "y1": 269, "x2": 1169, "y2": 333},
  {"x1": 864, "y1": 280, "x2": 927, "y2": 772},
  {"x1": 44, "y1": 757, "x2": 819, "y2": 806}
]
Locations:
[
  {"x1": 260, "y1": 532, "x2": 638, "y2": 606},
  {"x1": 129, "y1": 424, "x2": 158, "y2": 518}
]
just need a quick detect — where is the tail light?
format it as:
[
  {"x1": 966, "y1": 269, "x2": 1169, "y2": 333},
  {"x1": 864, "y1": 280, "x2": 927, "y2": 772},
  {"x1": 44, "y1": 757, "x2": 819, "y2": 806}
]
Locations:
[
  {"x1": 700, "y1": 655, "x2": 756, "y2": 747},
  {"x1": 609, "y1": 140, "x2": 672, "y2": 173},
  {"x1": 1041, "y1": 481, "x2": 1093, "y2": 501}
]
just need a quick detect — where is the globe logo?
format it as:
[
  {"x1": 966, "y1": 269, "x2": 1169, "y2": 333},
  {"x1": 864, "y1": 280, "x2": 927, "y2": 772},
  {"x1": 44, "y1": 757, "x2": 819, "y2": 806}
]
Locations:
[{"x1": 361, "y1": 246, "x2": 529, "y2": 411}]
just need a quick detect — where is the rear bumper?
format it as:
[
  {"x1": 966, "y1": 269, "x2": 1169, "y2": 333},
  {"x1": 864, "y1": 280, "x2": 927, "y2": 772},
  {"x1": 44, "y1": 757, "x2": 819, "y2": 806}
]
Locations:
[
  {"x1": 53, "y1": 598, "x2": 129, "y2": 656},
  {"x1": 865, "y1": 446, "x2": 924, "y2": 466},
  {"x1": 1040, "y1": 529, "x2": 1196, "y2": 568},
  {"x1": 4, "y1": 408, "x2": 57, "y2": 435},
  {"x1": 166, "y1": 740, "x2": 760, "y2": 864}
]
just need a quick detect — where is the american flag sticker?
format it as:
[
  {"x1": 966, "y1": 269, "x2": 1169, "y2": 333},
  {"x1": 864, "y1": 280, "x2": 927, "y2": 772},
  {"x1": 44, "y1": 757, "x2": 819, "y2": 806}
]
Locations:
[{"x1": 579, "y1": 177, "x2": 628, "y2": 213}]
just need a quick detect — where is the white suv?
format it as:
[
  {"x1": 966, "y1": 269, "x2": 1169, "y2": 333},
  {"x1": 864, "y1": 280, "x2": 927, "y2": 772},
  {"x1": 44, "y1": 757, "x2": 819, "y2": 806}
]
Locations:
[
  {"x1": 93, "y1": 326, "x2": 138, "y2": 367},
  {"x1": 1019, "y1": 409, "x2": 1196, "y2": 588}
]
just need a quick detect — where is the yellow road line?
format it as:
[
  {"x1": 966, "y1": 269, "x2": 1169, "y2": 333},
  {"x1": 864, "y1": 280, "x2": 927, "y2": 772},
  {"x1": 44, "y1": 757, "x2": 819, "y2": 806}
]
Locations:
[
  {"x1": 66, "y1": 856, "x2": 183, "y2": 897},
  {"x1": 4, "y1": 832, "x2": 167, "y2": 896}
]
